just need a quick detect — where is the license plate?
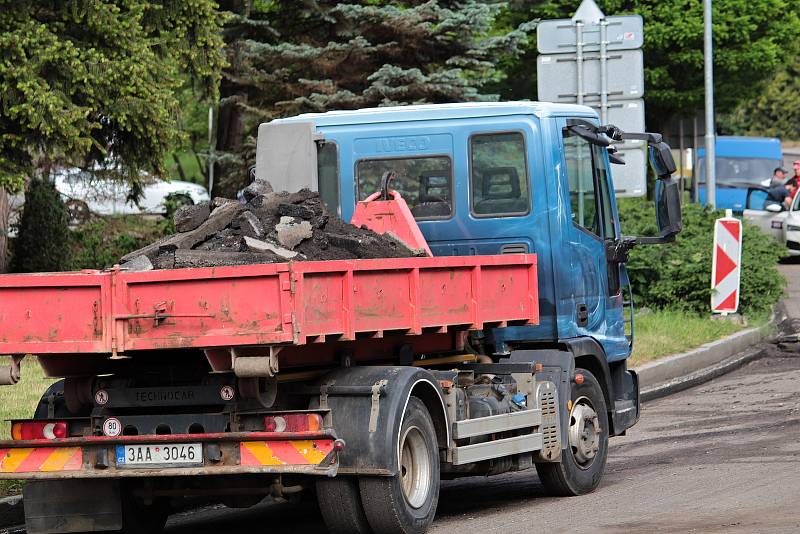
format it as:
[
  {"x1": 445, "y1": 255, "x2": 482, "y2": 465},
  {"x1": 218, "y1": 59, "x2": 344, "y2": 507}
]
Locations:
[{"x1": 116, "y1": 443, "x2": 203, "y2": 468}]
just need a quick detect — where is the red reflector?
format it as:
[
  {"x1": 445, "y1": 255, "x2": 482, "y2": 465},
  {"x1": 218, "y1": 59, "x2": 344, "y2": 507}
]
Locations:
[
  {"x1": 263, "y1": 414, "x2": 323, "y2": 433},
  {"x1": 11, "y1": 421, "x2": 68, "y2": 440}
]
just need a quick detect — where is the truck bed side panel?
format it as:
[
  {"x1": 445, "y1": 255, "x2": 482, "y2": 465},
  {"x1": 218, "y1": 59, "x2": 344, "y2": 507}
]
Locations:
[{"x1": 0, "y1": 255, "x2": 537, "y2": 356}]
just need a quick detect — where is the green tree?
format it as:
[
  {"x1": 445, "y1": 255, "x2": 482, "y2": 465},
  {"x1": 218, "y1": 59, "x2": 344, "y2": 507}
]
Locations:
[
  {"x1": 498, "y1": 0, "x2": 800, "y2": 130},
  {"x1": 721, "y1": 60, "x2": 800, "y2": 139},
  {"x1": 11, "y1": 180, "x2": 71, "y2": 273},
  {"x1": 0, "y1": 0, "x2": 226, "y2": 270},
  {"x1": 213, "y1": 0, "x2": 534, "y2": 195}
]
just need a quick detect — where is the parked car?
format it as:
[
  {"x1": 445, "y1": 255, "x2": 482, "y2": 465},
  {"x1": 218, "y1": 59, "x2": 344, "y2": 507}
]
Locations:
[
  {"x1": 742, "y1": 186, "x2": 800, "y2": 256},
  {"x1": 53, "y1": 168, "x2": 209, "y2": 216},
  {"x1": 6, "y1": 169, "x2": 210, "y2": 236}
]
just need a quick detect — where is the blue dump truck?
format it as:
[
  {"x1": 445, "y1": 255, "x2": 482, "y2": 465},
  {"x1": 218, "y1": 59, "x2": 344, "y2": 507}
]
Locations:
[
  {"x1": 697, "y1": 136, "x2": 783, "y2": 211},
  {"x1": 0, "y1": 103, "x2": 681, "y2": 534}
]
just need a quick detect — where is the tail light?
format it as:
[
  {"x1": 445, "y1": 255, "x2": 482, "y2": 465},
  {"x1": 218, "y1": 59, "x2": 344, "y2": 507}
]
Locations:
[
  {"x1": 263, "y1": 414, "x2": 323, "y2": 433},
  {"x1": 11, "y1": 421, "x2": 68, "y2": 440}
]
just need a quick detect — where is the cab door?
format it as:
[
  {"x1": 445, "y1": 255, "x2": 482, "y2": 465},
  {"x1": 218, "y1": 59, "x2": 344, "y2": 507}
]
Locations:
[{"x1": 554, "y1": 119, "x2": 627, "y2": 358}]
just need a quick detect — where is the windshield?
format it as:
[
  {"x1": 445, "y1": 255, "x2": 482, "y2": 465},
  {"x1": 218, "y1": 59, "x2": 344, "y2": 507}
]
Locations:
[{"x1": 697, "y1": 157, "x2": 782, "y2": 186}]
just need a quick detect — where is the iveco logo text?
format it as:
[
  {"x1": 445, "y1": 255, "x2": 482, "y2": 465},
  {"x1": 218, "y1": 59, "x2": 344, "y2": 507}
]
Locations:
[
  {"x1": 376, "y1": 136, "x2": 431, "y2": 152},
  {"x1": 135, "y1": 390, "x2": 195, "y2": 402}
]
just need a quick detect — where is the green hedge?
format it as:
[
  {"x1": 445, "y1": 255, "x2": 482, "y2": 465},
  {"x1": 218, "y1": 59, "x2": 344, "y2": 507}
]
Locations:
[
  {"x1": 69, "y1": 216, "x2": 168, "y2": 270},
  {"x1": 618, "y1": 198, "x2": 785, "y2": 315}
]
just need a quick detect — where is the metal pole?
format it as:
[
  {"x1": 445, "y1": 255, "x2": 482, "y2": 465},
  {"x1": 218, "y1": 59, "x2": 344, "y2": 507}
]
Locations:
[
  {"x1": 208, "y1": 106, "x2": 215, "y2": 195},
  {"x1": 576, "y1": 21, "x2": 584, "y2": 106},
  {"x1": 704, "y1": 0, "x2": 716, "y2": 207},
  {"x1": 693, "y1": 115, "x2": 699, "y2": 202},
  {"x1": 679, "y1": 119, "x2": 685, "y2": 204},
  {"x1": 599, "y1": 19, "x2": 608, "y2": 123}
]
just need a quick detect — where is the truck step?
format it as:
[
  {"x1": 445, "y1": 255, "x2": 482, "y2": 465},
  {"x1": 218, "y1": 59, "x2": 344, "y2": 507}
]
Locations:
[
  {"x1": 452, "y1": 433, "x2": 543, "y2": 465},
  {"x1": 452, "y1": 409, "x2": 541, "y2": 440}
]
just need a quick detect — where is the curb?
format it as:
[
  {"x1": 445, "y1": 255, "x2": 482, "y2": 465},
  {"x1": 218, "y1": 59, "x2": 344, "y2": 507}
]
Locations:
[
  {"x1": 634, "y1": 323, "x2": 772, "y2": 402},
  {"x1": 0, "y1": 495, "x2": 23, "y2": 531},
  {"x1": 639, "y1": 345, "x2": 767, "y2": 402}
]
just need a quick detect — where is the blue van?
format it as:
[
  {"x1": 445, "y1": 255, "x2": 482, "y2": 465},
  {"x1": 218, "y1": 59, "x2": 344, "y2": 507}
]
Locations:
[{"x1": 697, "y1": 136, "x2": 783, "y2": 211}]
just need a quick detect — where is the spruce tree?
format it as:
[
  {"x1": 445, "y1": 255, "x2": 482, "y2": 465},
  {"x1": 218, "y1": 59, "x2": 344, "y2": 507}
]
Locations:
[
  {"x1": 214, "y1": 0, "x2": 534, "y2": 195},
  {"x1": 0, "y1": 1, "x2": 226, "y2": 270}
]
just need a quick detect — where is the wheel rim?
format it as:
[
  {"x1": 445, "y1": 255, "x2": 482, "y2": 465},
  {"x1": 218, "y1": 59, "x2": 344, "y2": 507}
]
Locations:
[
  {"x1": 399, "y1": 425, "x2": 431, "y2": 509},
  {"x1": 568, "y1": 395, "x2": 600, "y2": 469}
]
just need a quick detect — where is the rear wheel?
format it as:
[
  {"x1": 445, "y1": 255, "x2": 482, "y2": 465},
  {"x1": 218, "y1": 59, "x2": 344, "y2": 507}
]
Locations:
[
  {"x1": 358, "y1": 397, "x2": 440, "y2": 534},
  {"x1": 536, "y1": 368, "x2": 609, "y2": 496},
  {"x1": 316, "y1": 476, "x2": 373, "y2": 534}
]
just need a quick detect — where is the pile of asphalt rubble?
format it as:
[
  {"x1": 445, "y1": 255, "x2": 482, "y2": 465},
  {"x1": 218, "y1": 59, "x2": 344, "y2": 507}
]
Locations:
[{"x1": 119, "y1": 180, "x2": 419, "y2": 271}]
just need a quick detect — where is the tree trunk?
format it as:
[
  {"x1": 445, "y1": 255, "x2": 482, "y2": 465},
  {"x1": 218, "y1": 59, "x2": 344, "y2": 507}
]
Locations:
[
  {"x1": 212, "y1": 94, "x2": 246, "y2": 198},
  {"x1": 0, "y1": 188, "x2": 9, "y2": 273}
]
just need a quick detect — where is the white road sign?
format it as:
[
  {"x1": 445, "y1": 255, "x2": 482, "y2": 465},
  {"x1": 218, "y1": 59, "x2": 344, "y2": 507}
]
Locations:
[
  {"x1": 537, "y1": 49, "x2": 644, "y2": 103},
  {"x1": 537, "y1": 15, "x2": 644, "y2": 54}
]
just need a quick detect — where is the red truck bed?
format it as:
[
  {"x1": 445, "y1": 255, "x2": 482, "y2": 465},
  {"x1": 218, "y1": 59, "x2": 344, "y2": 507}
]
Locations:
[{"x1": 0, "y1": 255, "x2": 538, "y2": 357}]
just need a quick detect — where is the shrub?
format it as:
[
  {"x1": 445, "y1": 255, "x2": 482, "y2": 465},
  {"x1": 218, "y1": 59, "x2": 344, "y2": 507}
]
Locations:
[
  {"x1": 618, "y1": 198, "x2": 785, "y2": 315},
  {"x1": 69, "y1": 215, "x2": 168, "y2": 270},
  {"x1": 11, "y1": 180, "x2": 70, "y2": 272}
]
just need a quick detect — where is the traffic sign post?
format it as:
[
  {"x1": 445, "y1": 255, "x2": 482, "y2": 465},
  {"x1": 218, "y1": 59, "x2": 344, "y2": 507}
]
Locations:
[
  {"x1": 711, "y1": 213, "x2": 742, "y2": 314},
  {"x1": 537, "y1": 0, "x2": 647, "y2": 197}
]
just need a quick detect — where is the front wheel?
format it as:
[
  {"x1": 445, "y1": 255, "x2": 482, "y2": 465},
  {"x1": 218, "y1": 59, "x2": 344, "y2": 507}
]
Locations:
[
  {"x1": 536, "y1": 368, "x2": 609, "y2": 496},
  {"x1": 358, "y1": 397, "x2": 440, "y2": 534}
]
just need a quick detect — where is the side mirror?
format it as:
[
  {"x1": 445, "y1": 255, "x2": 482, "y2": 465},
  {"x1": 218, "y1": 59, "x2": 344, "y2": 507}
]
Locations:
[
  {"x1": 649, "y1": 142, "x2": 677, "y2": 178},
  {"x1": 766, "y1": 203, "x2": 783, "y2": 213},
  {"x1": 655, "y1": 176, "x2": 683, "y2": 240}
]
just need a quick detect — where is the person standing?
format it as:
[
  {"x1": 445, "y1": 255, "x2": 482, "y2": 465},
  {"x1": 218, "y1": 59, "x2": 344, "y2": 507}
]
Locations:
[
  {"x1": 766, "y1": 179, "x2": 798, "y2": 210},
  {"x1": 770, "y1": 167, "x2": 787, "y2": 187},
  {"x1": 788, "y1": 160, "x2": 800, "y2": 188}
]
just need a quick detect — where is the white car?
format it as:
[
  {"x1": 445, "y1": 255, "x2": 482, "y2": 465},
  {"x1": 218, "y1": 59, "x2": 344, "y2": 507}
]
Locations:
[
  {"x1": 742, "y1": 187, "x2": 800, "y2": 255},
  {"x1": 53, "y1": 168, "x2": 209, "y2": 216}
]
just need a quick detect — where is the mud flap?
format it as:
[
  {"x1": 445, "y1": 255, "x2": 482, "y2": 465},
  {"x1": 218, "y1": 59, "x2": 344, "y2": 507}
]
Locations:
[
  {"x1": 24, "y1": 479, "x2": 122, "y2": 534},
  {"x1": 609, "y1": 364, "x2": 640, "y2": 435}
]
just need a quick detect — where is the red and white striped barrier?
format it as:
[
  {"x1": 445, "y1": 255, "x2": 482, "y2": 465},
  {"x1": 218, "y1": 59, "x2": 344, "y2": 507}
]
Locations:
[{"x1": 711, "y1": 215, "x2": 742, "y2": 314}]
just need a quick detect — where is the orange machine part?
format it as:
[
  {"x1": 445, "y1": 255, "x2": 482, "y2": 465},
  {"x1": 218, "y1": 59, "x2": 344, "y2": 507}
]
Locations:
[{"x1": 350, "y1": 189, "x2": 433, "y2": 257}]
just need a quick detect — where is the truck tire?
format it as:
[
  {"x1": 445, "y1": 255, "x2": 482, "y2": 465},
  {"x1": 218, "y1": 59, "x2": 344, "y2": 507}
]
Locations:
[
  {"x1": 358, "y1": 397, "x2": 440, "y2": 534},
  {"x1": 536, "y1": 368, "x2": 608, "y2": 496},
  {"x1": 316, "y1": 477, "x2": 373, "y2": 534}
]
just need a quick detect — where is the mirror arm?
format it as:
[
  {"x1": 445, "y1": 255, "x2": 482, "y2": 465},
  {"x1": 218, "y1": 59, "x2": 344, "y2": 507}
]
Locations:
[{"x1": 607, "y1": 231, "x2": 678, "y2": 263}]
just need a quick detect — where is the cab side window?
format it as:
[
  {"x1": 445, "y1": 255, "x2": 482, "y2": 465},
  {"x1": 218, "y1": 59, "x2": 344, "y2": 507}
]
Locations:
[
  {"x1": 563, "y1": 131, "x2": 614, "y2": 238},
  {"x1": 470, "y1": 132, "x2": 530, "y2": 216},
  {"x1": 317, "y1": 141, "x2": 340, "y2": 215}
]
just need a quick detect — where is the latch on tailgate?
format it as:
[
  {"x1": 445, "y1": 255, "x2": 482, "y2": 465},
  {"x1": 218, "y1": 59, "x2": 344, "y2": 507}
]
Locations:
[{"x1": 116, "y1": 300, "x2": 216, "y2": 327}]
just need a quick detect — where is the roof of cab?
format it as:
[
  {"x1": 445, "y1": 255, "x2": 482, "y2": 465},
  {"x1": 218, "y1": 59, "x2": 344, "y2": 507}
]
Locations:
[{"x1": 272, "y1": 101, "x2": 598, "y2": 127}]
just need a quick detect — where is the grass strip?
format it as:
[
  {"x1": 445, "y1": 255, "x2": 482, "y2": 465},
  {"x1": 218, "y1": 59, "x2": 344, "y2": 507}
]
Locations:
[{"x1": 630, "y1": 309, "x2": 767, "y2": 366}]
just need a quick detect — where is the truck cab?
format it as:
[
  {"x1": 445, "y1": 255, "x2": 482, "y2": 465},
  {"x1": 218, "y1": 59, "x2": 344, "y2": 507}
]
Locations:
[{"x1": 274, "y1": 102, "x2": 633, "y2": 364}]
